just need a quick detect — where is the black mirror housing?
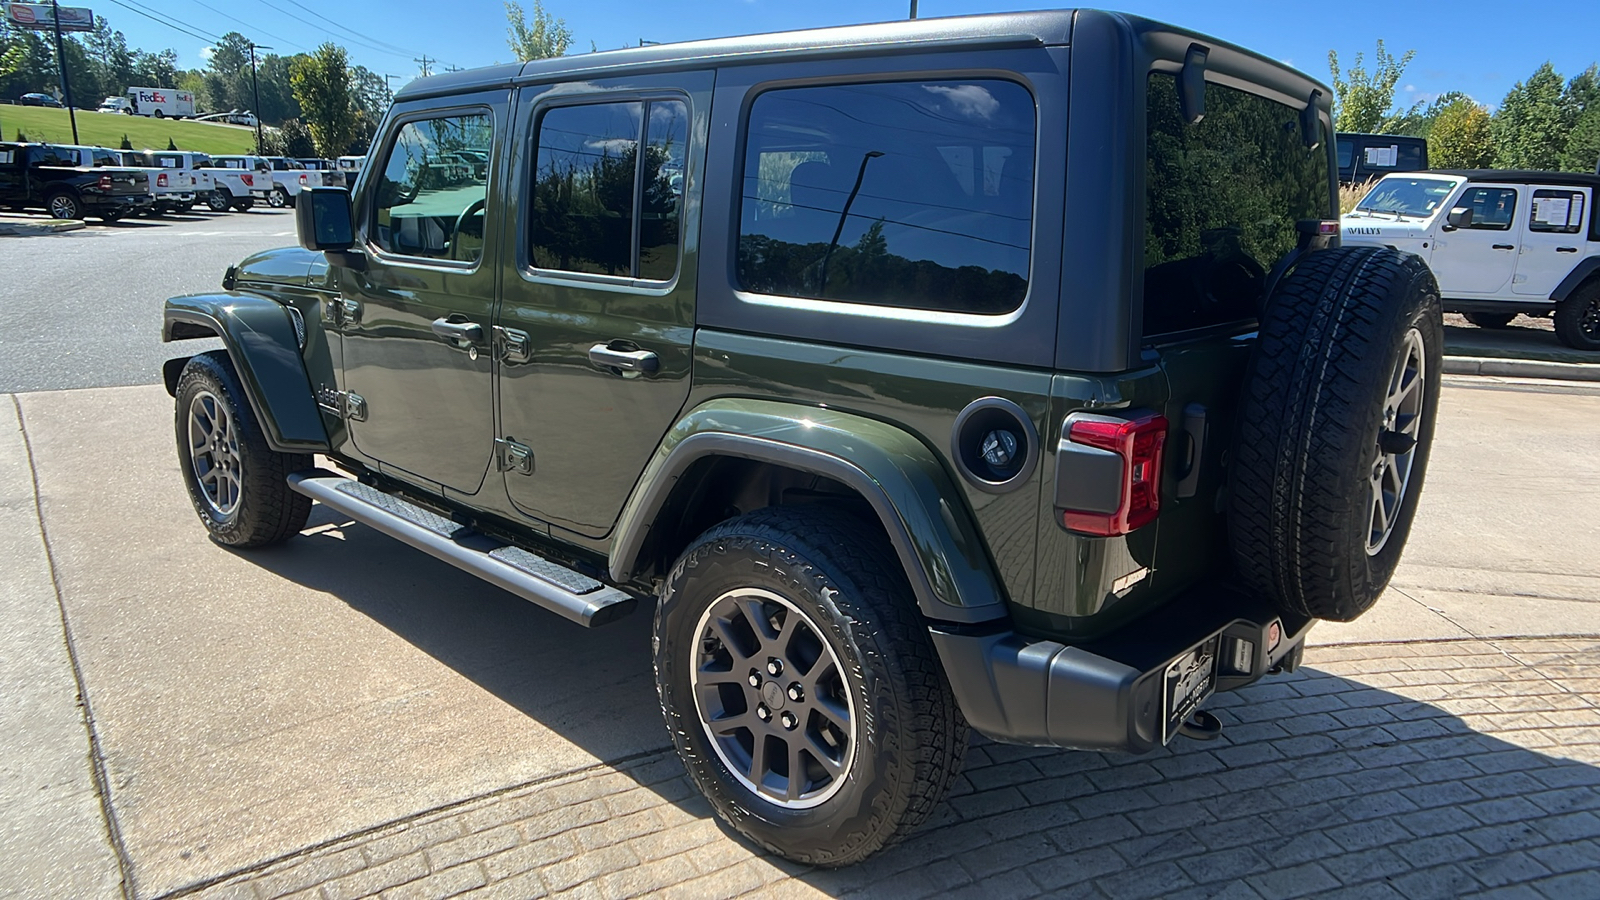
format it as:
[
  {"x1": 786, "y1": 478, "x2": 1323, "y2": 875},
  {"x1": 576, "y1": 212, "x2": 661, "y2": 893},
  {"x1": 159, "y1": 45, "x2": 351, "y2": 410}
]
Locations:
[{"x1": 296, "y1": 186, "x2": 355, "y2": 252}]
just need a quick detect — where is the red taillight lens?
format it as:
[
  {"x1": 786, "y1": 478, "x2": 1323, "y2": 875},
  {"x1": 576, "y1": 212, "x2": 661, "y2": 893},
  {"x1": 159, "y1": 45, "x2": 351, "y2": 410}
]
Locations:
[
  {"x1": 98, "y1": 174, "x2": 112, "y2": 190},
  {"x1": 299, "y1": 173, "x2": 308, "y2": 185},
  {"x1": 1060, "y1": 411, "x2": 1168, "y2": 536},
  {"x1": 157, "y1": 172, "x2": 168, "y2": 187},
  {"x1": 241, "y1": 174, "x2": 253, "y2": 186}
]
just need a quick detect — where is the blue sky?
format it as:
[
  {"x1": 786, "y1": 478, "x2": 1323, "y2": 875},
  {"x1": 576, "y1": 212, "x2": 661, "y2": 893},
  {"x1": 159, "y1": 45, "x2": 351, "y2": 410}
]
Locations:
[{"x1": 101, "y1": 0, "x2": 1599, "y2": 110}]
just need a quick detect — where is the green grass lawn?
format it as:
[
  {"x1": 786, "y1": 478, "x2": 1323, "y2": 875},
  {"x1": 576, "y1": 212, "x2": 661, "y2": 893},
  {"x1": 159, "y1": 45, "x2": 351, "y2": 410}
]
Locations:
[{"x1": 0, "y1": 105, "x2": 259, "y2": 155}]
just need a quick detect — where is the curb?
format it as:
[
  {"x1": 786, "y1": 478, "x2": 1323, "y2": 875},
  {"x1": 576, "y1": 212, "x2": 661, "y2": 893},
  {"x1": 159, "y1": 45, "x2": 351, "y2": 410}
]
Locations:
[
  {"x1": 1443, "y1": 355, "x2": 1600, "y2": 382},
  {"x1": 0, "y1": 219, "x2": 86, "y2": 237}
]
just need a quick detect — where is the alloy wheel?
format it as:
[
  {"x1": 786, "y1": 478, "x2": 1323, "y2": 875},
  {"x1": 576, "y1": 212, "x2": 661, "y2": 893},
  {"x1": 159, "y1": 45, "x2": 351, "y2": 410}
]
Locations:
[
  {"x1": 49, "y1": 195, "x2": 78, "y2": 219},
  {"x1": 188, "y1": 390, "x2": 243, "y2": 518},
  {"x1": 690, "y1": 588, "x2": 856, "y2": 809},
  {"x1": 1367, "y1": 327, "x2": 1425, "y2": 555}
]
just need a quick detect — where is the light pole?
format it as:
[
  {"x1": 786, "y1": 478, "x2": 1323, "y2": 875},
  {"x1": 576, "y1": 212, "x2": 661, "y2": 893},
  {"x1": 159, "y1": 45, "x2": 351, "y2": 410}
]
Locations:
[
  {"x1": 50, "y1": 0, "x2": 80, "y2": 143},
  {"x1": 247, "y1": 42, "x2": 271, "y2": 153},
  {"x1": 909, "y1": 1, "x2": 918, "y2": 18},
  {"x1": 818, "y1": 150, "x2": 884, "y2": 292}
]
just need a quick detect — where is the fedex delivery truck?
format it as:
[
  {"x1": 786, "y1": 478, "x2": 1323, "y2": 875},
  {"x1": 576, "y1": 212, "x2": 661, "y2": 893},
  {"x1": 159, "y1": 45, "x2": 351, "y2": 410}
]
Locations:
[{"x1": 100, "y1": 88, "x2": 195, "y2": 119}]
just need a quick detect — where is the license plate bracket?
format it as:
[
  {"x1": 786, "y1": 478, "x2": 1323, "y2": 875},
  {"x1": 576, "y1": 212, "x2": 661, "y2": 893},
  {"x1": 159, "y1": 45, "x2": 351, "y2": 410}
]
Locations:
[{"x1": 1162, "y1": 635, "x2": 1219, "y2": 744}]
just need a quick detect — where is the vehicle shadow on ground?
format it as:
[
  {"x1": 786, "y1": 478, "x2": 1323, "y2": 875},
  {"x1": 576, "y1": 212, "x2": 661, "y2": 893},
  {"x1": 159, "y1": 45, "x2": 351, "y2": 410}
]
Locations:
[
  {"x1": 235, "y1": 509, "x2": 1600, "y2": 898},
  {"x1": 1443, "y1": 322, "x2": 1597, "y2": 364}
]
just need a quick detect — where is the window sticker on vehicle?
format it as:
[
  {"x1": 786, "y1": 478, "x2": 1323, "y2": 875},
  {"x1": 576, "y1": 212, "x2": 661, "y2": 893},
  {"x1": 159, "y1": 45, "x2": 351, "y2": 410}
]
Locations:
[
  {"x1": 1534, "y1": 196, "x2": 1572, "y2": 227},
  {"x1": 1364, "y1": 145, "x2": 1399, "y2": 167}
]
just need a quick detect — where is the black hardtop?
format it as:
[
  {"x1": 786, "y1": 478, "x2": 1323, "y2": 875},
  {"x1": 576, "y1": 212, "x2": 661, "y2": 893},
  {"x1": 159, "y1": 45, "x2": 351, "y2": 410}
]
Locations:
[
  {"x1": 1424, "y1": 169, "x2": 1600, "y2": 189},
  {"x1": 394, "y1": 9, "x2": 1327, "y2": 101},
  {"x1": 1338, "y1": 132, "x2": 1426, "y2": 143}
]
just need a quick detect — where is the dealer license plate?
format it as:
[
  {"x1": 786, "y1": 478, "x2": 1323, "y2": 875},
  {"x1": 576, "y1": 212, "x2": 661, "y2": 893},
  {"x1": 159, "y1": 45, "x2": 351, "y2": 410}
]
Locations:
[{"x1": 1162, "y1": 636, "x2": 1219, "y2": 744}]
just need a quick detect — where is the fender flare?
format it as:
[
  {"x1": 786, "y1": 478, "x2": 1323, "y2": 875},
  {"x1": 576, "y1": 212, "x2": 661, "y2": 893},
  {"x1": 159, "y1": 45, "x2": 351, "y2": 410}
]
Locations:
[
  {"x1": 609, "y1": 399, "x2": 1009, "y2": 624},
  {"x1": 163, "y1": 292, "x2": 329, "y2": 454},
  {"x1": 1551, "y1": 256, "x2": 1600, "y2": 304}
]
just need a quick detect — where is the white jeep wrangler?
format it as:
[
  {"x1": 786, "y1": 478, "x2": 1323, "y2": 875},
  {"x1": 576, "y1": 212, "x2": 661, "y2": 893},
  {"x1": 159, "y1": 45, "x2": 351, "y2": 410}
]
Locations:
[{"x1": 1342, "y1": 170, "x2": 1600, "y2": 350}]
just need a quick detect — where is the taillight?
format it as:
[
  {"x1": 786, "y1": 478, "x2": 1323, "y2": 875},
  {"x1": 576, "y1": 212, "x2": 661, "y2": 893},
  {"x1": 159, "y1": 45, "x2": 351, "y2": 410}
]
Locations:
[
  {"x1": 1058, "y1": 411, "x2": 1169, "y2": 536},
  {"x1": 157, "y1": 172, "x2": 168, "y2": 187},
  {"x1": 98, "y1": 174, "x2": 112, "y2": 190},
  {"x1": 241, "y1": 174, "x2": 253, "y2": 186},
  {"x1": 299, "y1": 173, "x2": 308, "y2": 185}
]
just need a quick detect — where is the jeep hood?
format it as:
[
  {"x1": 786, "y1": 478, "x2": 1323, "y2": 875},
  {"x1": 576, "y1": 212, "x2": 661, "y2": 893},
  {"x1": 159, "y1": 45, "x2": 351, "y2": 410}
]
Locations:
[{"x1": 234, "y1": 246, "x2": 320, "y2": 287}]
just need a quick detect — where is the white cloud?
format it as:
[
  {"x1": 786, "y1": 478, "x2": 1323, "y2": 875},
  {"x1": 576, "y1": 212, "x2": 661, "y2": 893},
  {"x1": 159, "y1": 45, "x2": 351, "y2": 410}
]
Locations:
[
  {"x1": 199, "y1": 46, "x2": 214, "y2": 61},
  {"x1": 922, "y1": 84, "x2": 1000, "y2": 120}
]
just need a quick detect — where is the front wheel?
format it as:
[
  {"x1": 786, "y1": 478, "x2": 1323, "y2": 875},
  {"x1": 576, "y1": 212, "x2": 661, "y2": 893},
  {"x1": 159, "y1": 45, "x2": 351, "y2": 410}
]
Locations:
[
  {"x1": 1554, "y1": 282, "x2": 1600, "y2": 351},
  {"x1": 174, "y1": 352, "x2": 312, "y2": 547},
  {"x1": 655, "y1": 506, "x2": 967, "y2": 867},
  {"x1": 45, "y1": 190, "x2": 82, "y2": 220},
  {"x1": 267, "y1": 188, "x2": 288, "y2": 208}
]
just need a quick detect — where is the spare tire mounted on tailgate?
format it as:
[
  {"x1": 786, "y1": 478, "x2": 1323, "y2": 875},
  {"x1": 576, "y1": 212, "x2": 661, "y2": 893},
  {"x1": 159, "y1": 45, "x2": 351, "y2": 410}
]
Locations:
[{"x1": 1229, "y1": 246, "x2": 1443, "y2": 622}]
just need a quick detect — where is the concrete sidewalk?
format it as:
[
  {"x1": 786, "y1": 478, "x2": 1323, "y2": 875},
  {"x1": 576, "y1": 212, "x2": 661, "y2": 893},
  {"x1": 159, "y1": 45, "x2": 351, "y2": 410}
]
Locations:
[{"x1": 0, "y1": 377, "x2": 1596, "y2": 899}]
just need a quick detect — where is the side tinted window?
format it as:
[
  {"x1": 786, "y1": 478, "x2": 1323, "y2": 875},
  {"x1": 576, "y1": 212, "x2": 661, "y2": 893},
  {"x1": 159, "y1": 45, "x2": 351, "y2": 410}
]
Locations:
[
  {"x1": 372, "y1": 113, "x2": 493, "y2": 262},
  {"x1": 736, "y1": 80, "x2": 1035, "y2": 315},
  {"x1": 1336, "y1": 139, "x2": 1353, "y2": 170},
  {"x1": 530, "y1": 99, "x2": 687, "y2": 280},
  {"x1": 1529, "y1": 189, "x2": 1585, "y2": 234},
  {"x1": 1143, "y1": 74, "x2": 1332, "y2": 336},
  {"x1": 1455, "y1": 187, "x2": 1517, "y2": 230}
]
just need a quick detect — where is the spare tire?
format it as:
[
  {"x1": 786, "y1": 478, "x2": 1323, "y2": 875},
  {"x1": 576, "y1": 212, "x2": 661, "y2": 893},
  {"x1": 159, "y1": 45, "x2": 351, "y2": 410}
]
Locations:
[{"x1": 1228, "y1": 246, "x2": 1442, "y2": 622}]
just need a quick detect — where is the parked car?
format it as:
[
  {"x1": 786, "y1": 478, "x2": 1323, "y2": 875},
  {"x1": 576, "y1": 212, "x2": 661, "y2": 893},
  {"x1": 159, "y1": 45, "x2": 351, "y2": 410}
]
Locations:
[
  {"x1": 19, "y1": 92, "x2": 62, "y2": 108},
  {"x1": 0, "y1": 142, "x2": 149, "y2": 220},
  {"x1": 335, "y1": 155, "x2": 365, "y2": 184},
  {"x1": 41, "y1": 144, "x2": 181, "y2": 213},
  {"x1": 161, "y1": 10, "x2": 1441, "y2": 866},
  {"x1": 1342, "y1": 169, "x2": 1600, "y2": 349},
  {"x1": 247, "y1": 156, "x2": 341, "y2": 207},
  {"x1": 194, "y1": 109, "x2": 259, "y2": 127},
  {"x1": 1336, "y1": 132, "x2": 1428, "y2": 186},
  {"x1": 201, "y1": 154, "x2": 274, "y2": 211},
  {"x1": 294, "y1": 157, "x2": 345, "y2": 188},
  {"x1": 120, "y1": 149, "x2": 217, "y2": 213}
]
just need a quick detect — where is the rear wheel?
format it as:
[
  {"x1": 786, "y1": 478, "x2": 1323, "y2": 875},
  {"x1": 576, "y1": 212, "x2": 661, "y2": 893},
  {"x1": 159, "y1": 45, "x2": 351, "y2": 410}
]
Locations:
[
  {"x1": 655, "y1": 506, "x2": 966, "y2": 866},
  {"x1": 1464, "y1": 312, "x2": 1516, "y2": 329},
  {"x1": 1553, "y1": 281, "x2": 1600, "y2": 351},
  {"x1": 174, "y1": 352, "x2": 312, "y2": 547},
  {"x1": 1229, "y1": 246, "x2": 1443, "y2": 622},
  {"x1": 207, "y1": 189, "x2": 231, "y2": 212},
  {"x1": 232, "y1": 199, "x2": 254, "y2": 212},
  {"x1": 267, "y1": 188, "x2": 288, "y2": 208}
]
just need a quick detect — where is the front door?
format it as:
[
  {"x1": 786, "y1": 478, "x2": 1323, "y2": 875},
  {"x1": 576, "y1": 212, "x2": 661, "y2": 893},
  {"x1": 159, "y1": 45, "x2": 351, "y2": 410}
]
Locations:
[
  {"x1": 1514, "y1": 186, "x2": 1591, "y2": 296},
  {"x1": 1431, "y1": 184, "x2": 1521, "y2": 298},
  {"x1": 335, "y1": 96, "x2": 505, "y2": 494},
  {"x1": 494, "y1": 72, "x2": 710, "y2": 538}
]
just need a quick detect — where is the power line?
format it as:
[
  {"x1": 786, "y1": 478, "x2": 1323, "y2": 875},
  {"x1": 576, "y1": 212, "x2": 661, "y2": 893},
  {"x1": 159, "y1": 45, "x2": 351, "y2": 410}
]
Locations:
[
  {"x1": 247, "y1": 0, "x2": 457, "y2": 68},
  {"x1": 274, "y1": 0, "x2": 432, "y2": 59},
  {"x1": 179, "y1": 0, "x2": 309, "y2": 52},
  {"x1": 99, "y1": 0, "x2": 224, "y2": 44}
]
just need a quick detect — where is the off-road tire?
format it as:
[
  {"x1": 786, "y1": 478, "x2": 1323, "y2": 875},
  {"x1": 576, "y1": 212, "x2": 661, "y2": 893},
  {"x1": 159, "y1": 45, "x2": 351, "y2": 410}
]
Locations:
[
  {"x1": 45, "y1": 189, "x2": 82, "y2": 220},
  {"x1": 207, "y1": 189, "x2": 231, "y2": 212},
  {"x1": 1229, "y1": 246, "x2": 1443, "y2": 622},
  {"x1": 1464, "y1": 312, "x2": 1516, "y2": 329},
  {"x1": 655, "y1": 506, "x2": 967, "y2": 867},
  {"x1": 1553, "y1": 281, "x2": 1600, "y2": 351},
  {"x1": 174, "y1": 352, "x2": 312, "y2": 548}
]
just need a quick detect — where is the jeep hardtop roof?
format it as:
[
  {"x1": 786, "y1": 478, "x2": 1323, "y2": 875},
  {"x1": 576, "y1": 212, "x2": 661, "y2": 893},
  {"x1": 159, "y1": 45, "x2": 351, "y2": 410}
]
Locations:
[
  {"x1": 1418, "y1": 169, "x2": 1600, "y2": 189},
  {"x1": 394, "y1": 9, "x2": 1329, "y2": 102}
]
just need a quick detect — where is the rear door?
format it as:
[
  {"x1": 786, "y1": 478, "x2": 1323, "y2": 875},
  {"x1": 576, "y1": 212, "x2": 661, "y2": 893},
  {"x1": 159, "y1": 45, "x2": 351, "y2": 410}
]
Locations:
[
  {"x1": 1430, "y1": 184, "x2": 1521, "y2": 297},
  {"x1": 493, "y1": 72, "x2": 710, "y2": 537},
  {"x1": 1514, "y1": 186, "x2": 1591, "y2": 296}
]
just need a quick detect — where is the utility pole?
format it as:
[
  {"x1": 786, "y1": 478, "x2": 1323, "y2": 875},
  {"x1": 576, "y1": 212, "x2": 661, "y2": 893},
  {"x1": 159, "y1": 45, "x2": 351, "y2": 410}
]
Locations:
[
  {"x1": 909, "y1": 0, "x2": 918, "y2": 18},
  {"x1": 384, "y1": 73, "x2": 399, "y2": 96},
  {"x1": 50, "y1": 0, "x2": 80, "y2": 143},
  {"x1": 414, "y1": 55, "x2": 433, "y2": 78},
  {"x1": 247, "y1": 43, "x2": 271, "y2": 153}
]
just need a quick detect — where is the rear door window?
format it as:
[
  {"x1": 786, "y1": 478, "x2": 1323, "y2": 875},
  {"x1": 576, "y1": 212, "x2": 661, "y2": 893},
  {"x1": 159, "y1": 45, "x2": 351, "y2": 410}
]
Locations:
[
  {"x1": 1528, "y1": 189, "x2": 1586, "y2": 234},
  {"x1": 1143, "y1": 74, "x2": 1332, "y2": 336},
  {"x1": 736, "y1": 79, "x2": 1036, "y2": 315}
]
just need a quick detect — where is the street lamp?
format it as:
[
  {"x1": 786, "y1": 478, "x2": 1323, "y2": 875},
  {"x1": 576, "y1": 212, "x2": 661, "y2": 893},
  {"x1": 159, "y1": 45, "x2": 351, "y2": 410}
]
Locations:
[
  {"x1": 247, "y1": 42, "x2": 271, "y2": 153},
  {"x1": 818, "y1": 149, "x2": 884, "y2": 292}
]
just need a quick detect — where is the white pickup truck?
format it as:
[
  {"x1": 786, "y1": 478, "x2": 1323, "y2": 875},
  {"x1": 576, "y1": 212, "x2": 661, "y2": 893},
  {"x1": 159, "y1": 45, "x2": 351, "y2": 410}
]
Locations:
[
  {"x1": 124, "y1": 149, "x2": 217, "y2": 213},
  {"x1": 1343, "y1": 169, "x2": 1600, "y2": 350},
  {"x1": 213, "y1": 155, "x2": 339, "y2": 207},
  {"x1": 196, "y1": 154, "x2": 274, "y2": 211}
]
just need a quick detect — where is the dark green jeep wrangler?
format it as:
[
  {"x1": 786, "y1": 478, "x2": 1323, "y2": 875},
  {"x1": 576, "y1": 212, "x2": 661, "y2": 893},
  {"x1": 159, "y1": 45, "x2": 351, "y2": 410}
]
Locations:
[{"x1": 162, "y1": 10, "x2": 1442, "y2": 865}]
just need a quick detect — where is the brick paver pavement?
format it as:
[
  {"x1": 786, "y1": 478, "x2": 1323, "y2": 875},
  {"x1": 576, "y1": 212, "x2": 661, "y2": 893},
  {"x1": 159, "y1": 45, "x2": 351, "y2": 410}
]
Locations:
[{"x1": 180, "y1": 638, "x2": 1600, "y2": 900}]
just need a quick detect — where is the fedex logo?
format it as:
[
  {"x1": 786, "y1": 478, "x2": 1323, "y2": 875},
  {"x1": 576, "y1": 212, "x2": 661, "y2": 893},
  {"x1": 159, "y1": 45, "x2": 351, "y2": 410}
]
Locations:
[{"x1": 137, "y1": 90, "x2": 167, "y2": 103}]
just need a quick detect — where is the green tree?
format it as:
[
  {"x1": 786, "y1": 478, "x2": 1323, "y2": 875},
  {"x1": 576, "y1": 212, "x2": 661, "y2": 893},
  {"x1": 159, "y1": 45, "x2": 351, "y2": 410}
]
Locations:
[
  {"x1": 279, "y1": 117, "x2": 316, "y2": 157},
  {"x1": 290, "y1": 43, "x2": 356, "y2": 157},
  {"x1": 1328, "y1": 40, "x2": 1417, "y2": 134},
  {"x1": 1428, "y1": 98, "x2": 1495, "y2": 169},
  {"x1": 506, "y1": 1, "x2": 572, "y2": 62},
  {"x1": 1492, "y1": 63, "x2": 1568, "y2": 169},
  {"x1": 1560, "y1": 65, "x2": 1600, "y2": 172}
]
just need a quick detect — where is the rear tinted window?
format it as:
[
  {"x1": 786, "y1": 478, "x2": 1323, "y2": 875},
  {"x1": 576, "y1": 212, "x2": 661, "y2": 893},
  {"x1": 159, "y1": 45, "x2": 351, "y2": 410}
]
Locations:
[
  {"x1": 736, "y1": 79, "x2": 1035, "y2": 315},
  {"x1": 1143, "y1": 74, "x2": 1332, "y2": 336}
]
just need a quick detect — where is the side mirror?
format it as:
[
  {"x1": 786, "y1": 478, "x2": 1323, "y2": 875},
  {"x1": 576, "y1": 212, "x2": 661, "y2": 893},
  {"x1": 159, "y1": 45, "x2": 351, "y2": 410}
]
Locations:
[
  {"x1": 296, "y1": 186, "x2": 355, "y2": 252},
  {"x1": 1443, "y1": 207, "x2": 1471, "y2": 231}
]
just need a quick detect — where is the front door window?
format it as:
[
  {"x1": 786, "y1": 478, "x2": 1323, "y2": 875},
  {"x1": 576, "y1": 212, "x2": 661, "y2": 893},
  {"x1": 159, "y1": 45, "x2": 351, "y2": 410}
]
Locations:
[{"x1": 373, "y1": 114, "x2": 492, "y2": 263}]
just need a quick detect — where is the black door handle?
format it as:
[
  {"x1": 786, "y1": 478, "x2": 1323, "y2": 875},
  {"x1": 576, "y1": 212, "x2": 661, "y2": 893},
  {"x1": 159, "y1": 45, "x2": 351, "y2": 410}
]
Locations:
[
  {"x1": 588, "y1": 343, "x2": 659, "y2": 374},
  {"x1": 1492, "y1": 244, "x2": 1515, "y2": 250},
  {"x1": 431, "y1": 317, "x2": 484, "y2": 343},
  {"x1": 1557, "y1": 247, "x2": 1579, "y2": 253}
]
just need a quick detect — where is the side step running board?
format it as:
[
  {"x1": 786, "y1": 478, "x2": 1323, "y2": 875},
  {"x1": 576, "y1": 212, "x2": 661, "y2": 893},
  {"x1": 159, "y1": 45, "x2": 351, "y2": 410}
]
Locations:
[{"x1": 287, "y1": 472, "x2": 637, "y2": 627}]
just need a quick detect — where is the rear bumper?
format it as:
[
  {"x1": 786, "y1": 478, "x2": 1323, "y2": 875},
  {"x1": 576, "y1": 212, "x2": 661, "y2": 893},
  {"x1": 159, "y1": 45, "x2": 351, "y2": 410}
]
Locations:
[{"x1": 930, "y1": 583, "x2": 1313, "y2": 754}]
